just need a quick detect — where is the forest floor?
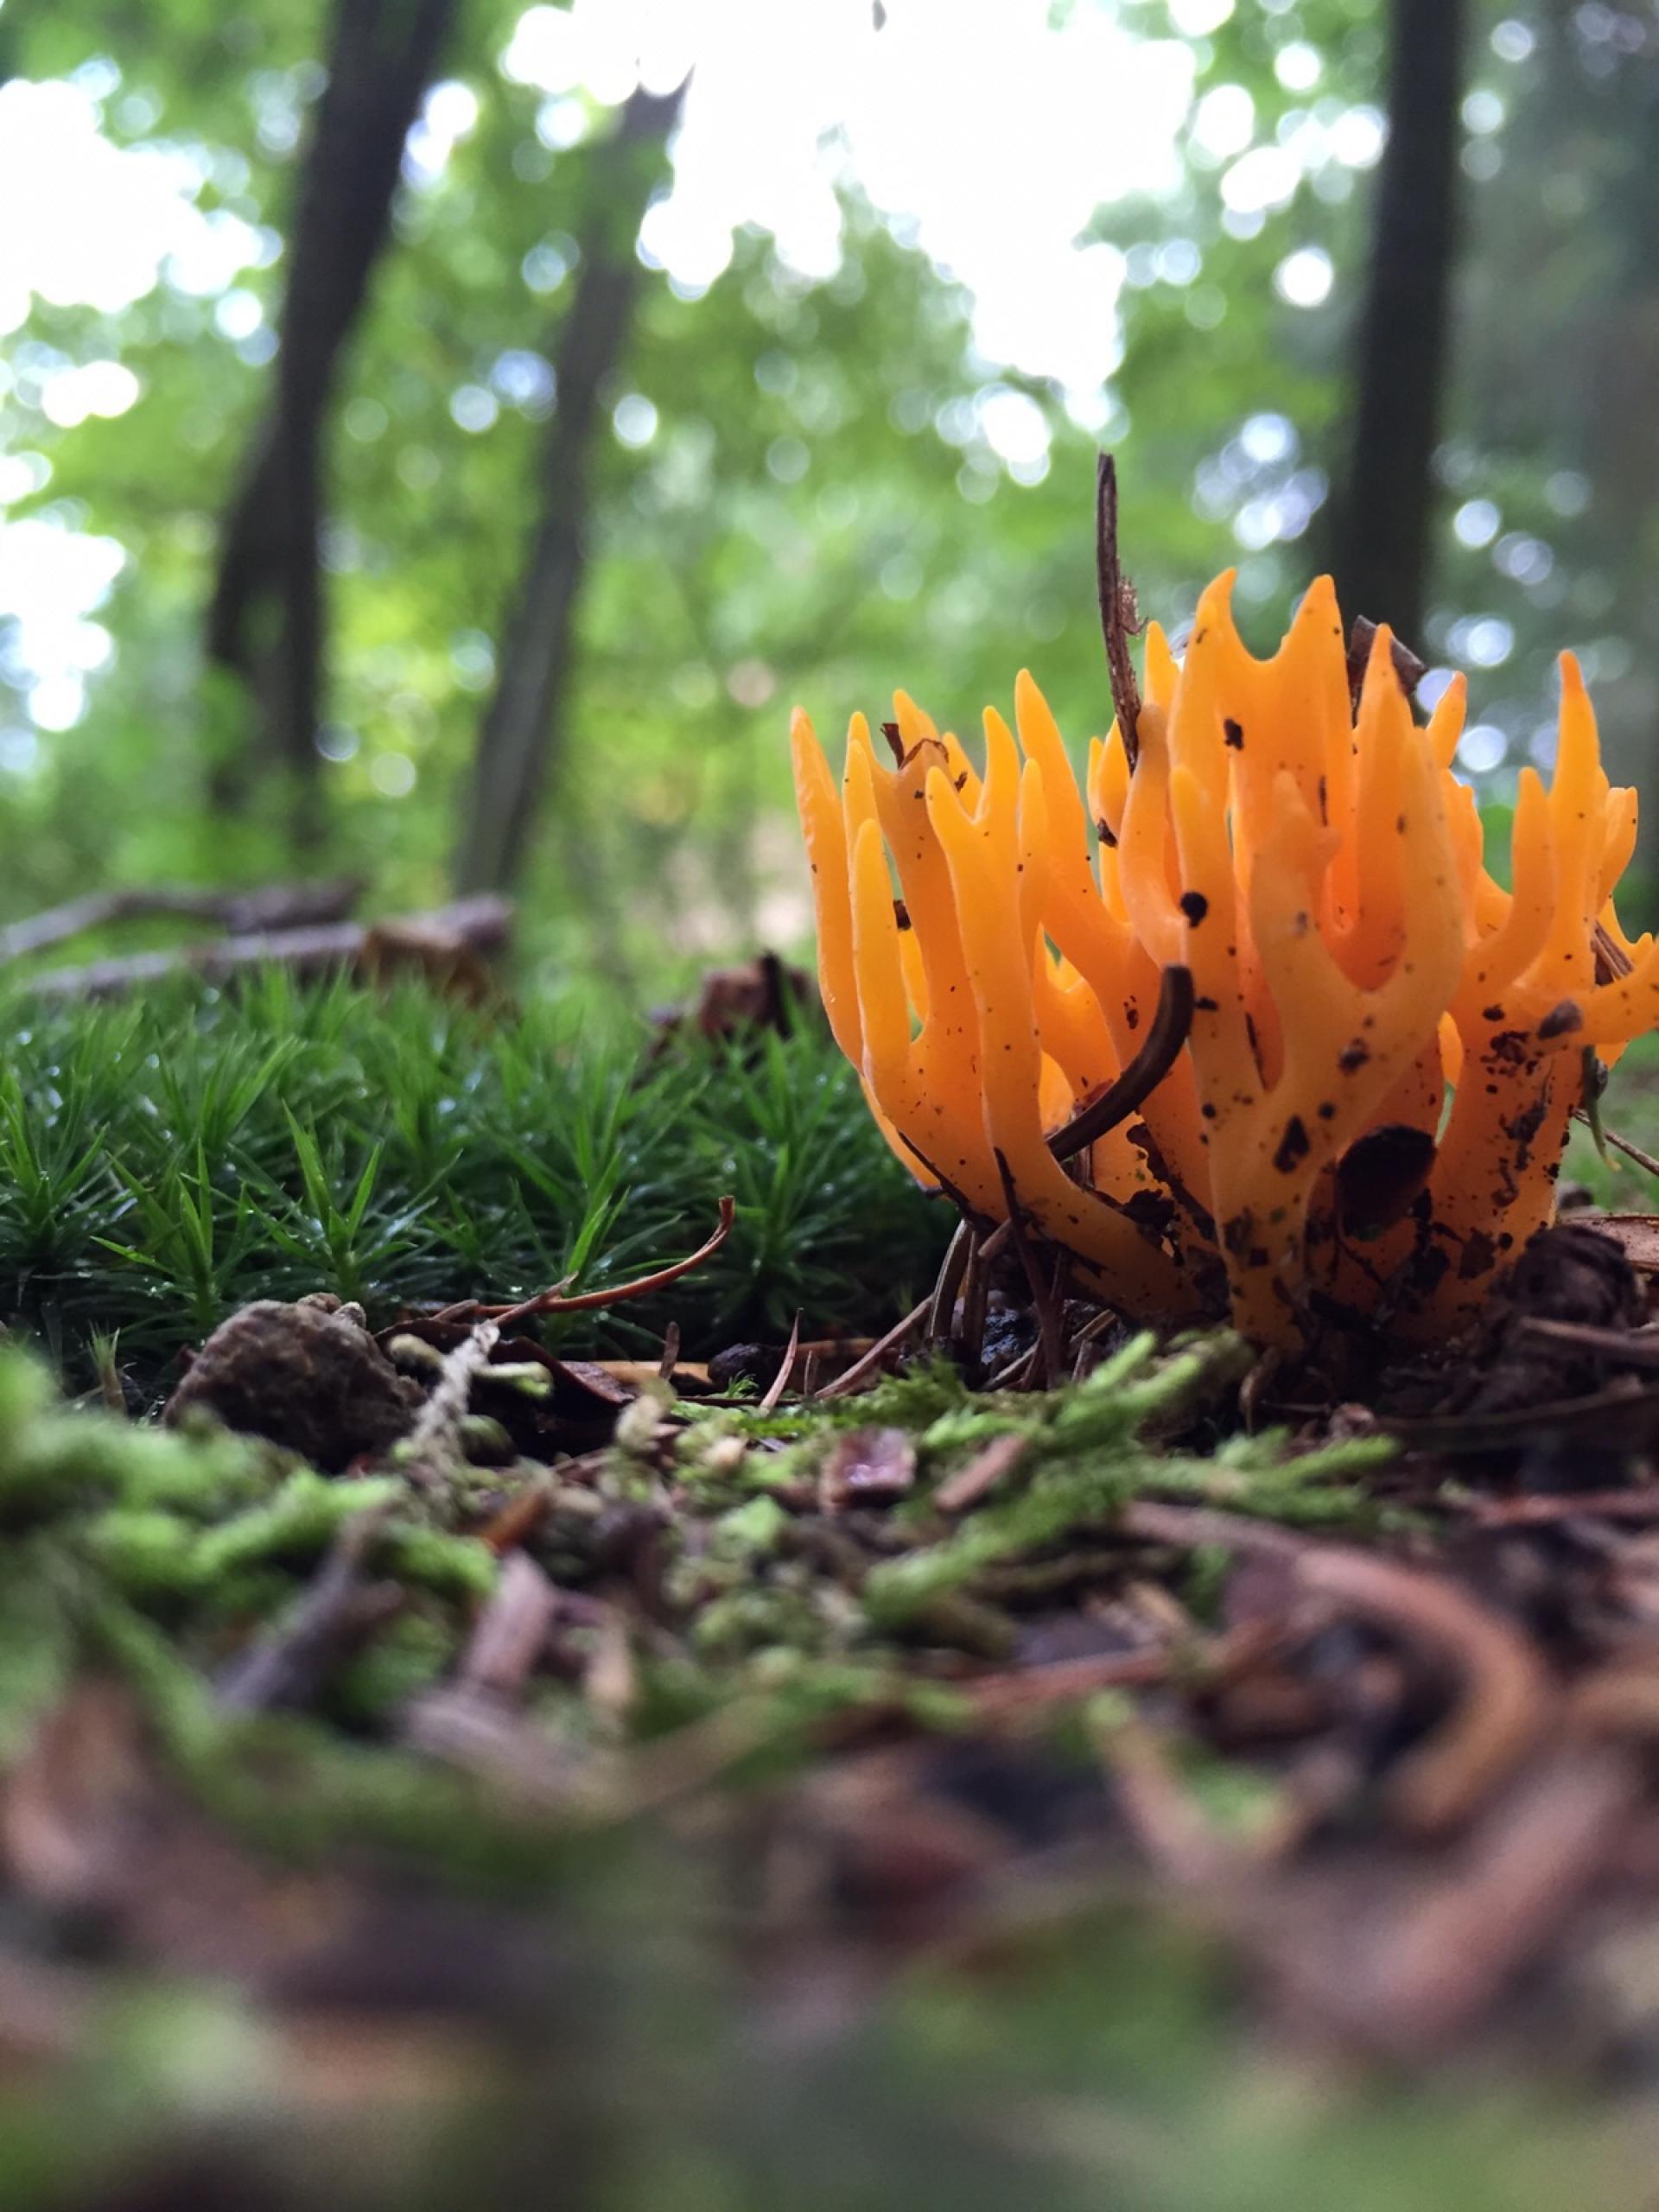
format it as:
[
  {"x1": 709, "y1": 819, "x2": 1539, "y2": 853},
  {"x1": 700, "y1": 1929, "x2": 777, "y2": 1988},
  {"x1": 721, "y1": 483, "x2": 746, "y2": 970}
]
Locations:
[{"x1": 3, "y1": 979, "x2": 1659, "y2": 2209}]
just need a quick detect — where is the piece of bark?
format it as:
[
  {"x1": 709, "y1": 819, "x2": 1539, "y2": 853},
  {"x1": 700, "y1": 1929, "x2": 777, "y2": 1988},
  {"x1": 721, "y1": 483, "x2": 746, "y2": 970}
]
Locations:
[{"x1": 0, "y1": 876, "x2": 365, "y2": 964}]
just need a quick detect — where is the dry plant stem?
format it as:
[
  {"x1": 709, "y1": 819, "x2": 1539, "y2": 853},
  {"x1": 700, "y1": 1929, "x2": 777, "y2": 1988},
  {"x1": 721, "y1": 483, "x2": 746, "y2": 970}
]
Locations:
[
  {"x1": 926, "y1": 1220, "x2": 976, "y2": 1343},
  {"x1": 1573, "y1": 1109, "x2": 1659, "y2": 1178},
  {"x1": 25, "y1": 895, "x2": 509, "y2": 1001},
  {"x1": 985, "y1": 1340, "x2": 1043, "y2": 1391},
  {"x1": 1568, "y1": 1655, "x2": 1659, "y2": 1737},
  {"x1": 655, "y1": 1320, "x2": 681, "y2": 1382},
  {"x1": 1096, "y1": 1713, "x2": 1236, "y2": 1886},
  {"x1": 995, "y1": 1148, "x2": 1065, "y2": 1388},
  {"x1": 1094, "y1": 452, "x2": 1141, "y2": 772},
  {"x1": 1344, "y1": 615, "x2": 1427, "y2": 710},
  {"x1": 963, "y1": 1624, "x2": 1279, "y2": 1722},
  {"x1": 812, "y1": 1293, "x2": 931, "y2": 1401},
  {"x1": 1515, "y1": 1315, "x2": 1659, "y2": 1366},
  {"x1": 1383, "y1": 1382, "x2": 1659, "y2": 1455},
  {"x1": 438, "y1": 1196, "x2": 735, "y2": 1326},
  {"x1": 957, "y1": 1227, "x2": 997, "y2": 1367},
  {"x1": 479, "y1": 1477, "x2": 556, "y2": 1554},
  {"x1": 1070, "y1": 1306, "x2": 1123, "y2": 1381},
  {"x1": 1464, "y1": 1489, "x2": 1659, "y2": 1528},
  {"x1": 459, "y1": 1552, "x2": 559, "y2": 1699},
  {"x1": 1596, "y1": 919, "x2": 1635, "y2": 982},
  {"x1": 217, "y1": 1504, "x2": 398, "y2": 1713},
  {"x1": 760, "y1": 1311, "x2": 803, "y2": 1412},
  {"x1": 1047, "y1": 965, "x2": 1195, "y2": 1164},
  {"x1": 1347, "y1": 1749, "x2": 1637, "y2": 2056},
  {"x1": 1120, "y1": 1502, "x2": 1550, "y2": 1834},
  {"x1": 933, "y1": 1431, "x2": 1029, "y2": 1515},
  {"x1": 0, "y1": 875, "x2": 365, "y2": 963}
]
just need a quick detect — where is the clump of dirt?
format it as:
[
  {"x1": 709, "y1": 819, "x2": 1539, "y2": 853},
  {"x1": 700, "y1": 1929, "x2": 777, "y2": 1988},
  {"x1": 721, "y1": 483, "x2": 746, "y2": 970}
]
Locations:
[{"x1": 165, "y1": 1294, "x2": 421, "y2": 1471}]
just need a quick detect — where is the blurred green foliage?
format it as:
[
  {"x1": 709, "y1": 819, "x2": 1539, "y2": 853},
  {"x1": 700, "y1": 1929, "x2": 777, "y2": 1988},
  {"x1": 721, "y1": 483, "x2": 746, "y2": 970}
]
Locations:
[{"x1": 0, "y1": 0, "x2": 1653, "y2": 997}]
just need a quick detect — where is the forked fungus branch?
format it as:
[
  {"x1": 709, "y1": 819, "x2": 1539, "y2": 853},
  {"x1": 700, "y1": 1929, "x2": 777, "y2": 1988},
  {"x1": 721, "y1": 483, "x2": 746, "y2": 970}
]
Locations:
[{"x1": 792, "y1": 567, "x2": 1659, "y2": 1351}]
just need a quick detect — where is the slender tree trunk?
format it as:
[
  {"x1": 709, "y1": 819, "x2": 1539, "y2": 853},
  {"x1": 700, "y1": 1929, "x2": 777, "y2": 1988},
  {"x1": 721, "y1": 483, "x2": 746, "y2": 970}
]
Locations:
[
  {"x1": 1325, "y1": 0, "x2": 1469, "y2": 648},
  {"x1": 454, "y1": 82, "x2": 685, "y2": 897},
  {"x1": 208, "y1": 0, "x2": 455, "y2": 823}
]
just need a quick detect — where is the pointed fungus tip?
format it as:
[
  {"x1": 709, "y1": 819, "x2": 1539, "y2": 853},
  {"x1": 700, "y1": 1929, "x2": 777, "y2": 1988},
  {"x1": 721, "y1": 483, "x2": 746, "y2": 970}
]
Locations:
[{"x1": 790, "y1": 543, "x2": 1656, "y2": 1356}]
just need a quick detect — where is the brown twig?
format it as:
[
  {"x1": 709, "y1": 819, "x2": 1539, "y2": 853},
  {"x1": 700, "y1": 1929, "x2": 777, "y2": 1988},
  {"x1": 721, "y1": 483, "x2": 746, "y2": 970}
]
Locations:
[
  {"x1": 1572, "y1": 1109, "x2": 1659, "y2": 1177},
  {"x1": 0, "y1": 876, "x2": 365, "y2": 964},
  {"x1": 1382, "y1": 1381, "x2": 1659, "y2": 1454},
  {"x1": 1119, "y1": 1502, "x2": 1551, "y2": 1834},
  {"x1": 1459, "y1": 1487, "x2": 1659, "y2": 1529},
  {"x1": 1514, "y1": 1314, "x2": 1659, "y2": 1366},
  {"x1": 1594, "y1": 921, "x2": 1634, "y2": 985},
  {"x1": 995, "y1": 1148, "x2": 1065, "y2": 1388},
  {"x1": 934, "y1": 1431, "x2": 1028, "y2": 1516},
  {"x1": 1346, "y1": 1748, "x2": 1637, "y2": 2056},
  {"x1": 1095, "y1": 454, "x2": 1142, "y2": 772},
  {"x1": 216, "y1": 1504, "x2": 399, "y2": 1712},
  {"x1": 759, "y1": 1310, "x2": 803, "y2": 1412},
  {"x1": 1094, "y1": 1708, "x2": 1236, "y2": 1886},
  {"x1": 438, "y1": 1198, "x2": 735, "y2": 1328},
  {"x1": 1344, "y1": 616, "x2": 1427, "y2": 712},
  {"x1": 926, "y1": 1219, "x2": 976, "y2": 1343},
  {"x1": 23, "y1": 895, "x2": 510, "y2": 1001},
  {"x1": 1048, "y1": 965, "x2": 1194, "y2": 1163},
  {"x1": 478, "y1": 1476, "x2": 556, "y2": 1554},
  {"x1": 459, "y1": 1552, "x2": 560, "y2": 1700},
  {"x1": 956, "y1": 1631, "x2": 1274, "y2": 1721},
  {"x1": 812, "y1": 1291, "x2": 931, "y2": 1401}
]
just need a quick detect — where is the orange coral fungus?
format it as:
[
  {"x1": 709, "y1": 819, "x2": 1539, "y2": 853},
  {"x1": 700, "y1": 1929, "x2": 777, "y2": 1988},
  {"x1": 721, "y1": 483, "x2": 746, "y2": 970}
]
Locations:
[{"x1": 791, "y1": 571, "x2": 1659, "y2": 1351}]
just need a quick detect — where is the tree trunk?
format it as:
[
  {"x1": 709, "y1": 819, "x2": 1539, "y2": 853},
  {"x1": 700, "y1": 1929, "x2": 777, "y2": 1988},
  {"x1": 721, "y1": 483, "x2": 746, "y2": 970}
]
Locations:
[
  {"x1": 1325, "y1": 0, "x2": 1469, "y2": 650},
  {"x1": 454, "y1": 82, "x2": 684, "y2": 897},
  {"x1": 207, "y1": 0, "x2": 455, "y2": 823}
]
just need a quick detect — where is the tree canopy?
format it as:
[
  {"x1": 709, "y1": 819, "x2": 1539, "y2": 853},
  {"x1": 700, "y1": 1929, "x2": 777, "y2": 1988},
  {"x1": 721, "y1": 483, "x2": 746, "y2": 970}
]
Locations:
[{"x1": 0, "y1": 0, "x2": 1654, "y2": 995}]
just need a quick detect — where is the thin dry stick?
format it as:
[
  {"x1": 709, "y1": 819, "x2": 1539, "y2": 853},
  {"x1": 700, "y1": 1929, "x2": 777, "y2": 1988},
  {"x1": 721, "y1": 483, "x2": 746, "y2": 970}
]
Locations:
[
  {"x1": 759, "y1": 1310, "x2": 803, "y2": 1411},
  {"x1": 479, "y1": 1476, "x2": 556, "y2": 1554},
  {"x1": 813, "y1": 1293, "x2": 931, "y2": 1401},
  {"x1": 933, "y1": 1430, "x2": 1028, "y2": 1516},
  {"x1": 216, "y1": 1503, "x2": 398, "y2": 1712},
  {"x1": 1595, "y1": 920, "x2": 1634, "y2": 983},
  {"x1": 460, "y1": 1551, "x2": 560, "y2": 1699},
  {"x1": 957, "y1": 1226, "x2": 995, "y2": 1370},
  {"x1": 1121, "y1": 1501, "x2": 1551, "y2": 1835},
  {"x1": 1572, "y1": 1108, "x2": 1659, "y2": 1178},
  {"x1": 436, "y1": 1197, "x2": 735, "y2": 1326},
  {"x1": 0, "y1": 875, "x2": 365, "y2": 963},
  {"x1": 985, "y1": 1340, "x2": 1043, "y2": 1392},
  {"x1": 994, "y1": 1147, "x2": 1065, "y2": 1388},
  {"x1": 926, "y1": 1219, "x2": 976, "y2": 1342},
  {"x1": 1344, "y1": 615, "x2": 1427, "y2": 711},
  {"x1": 1095, "y1": 453, "x2": 1142, "y2": 772},
  {"x1": 1514, "y1": 1315, "x2": 1659, "y2": 1367},
  {"x1": 26, "y1": 897, "x2": 509, "y2": 1001},
  {"x1": 1048, "y1": 964, "x2": 1194, "y2": 1162},
  {"x1": 1463, "y1": 1488, "x2": 1659, "y2": 1529}
]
